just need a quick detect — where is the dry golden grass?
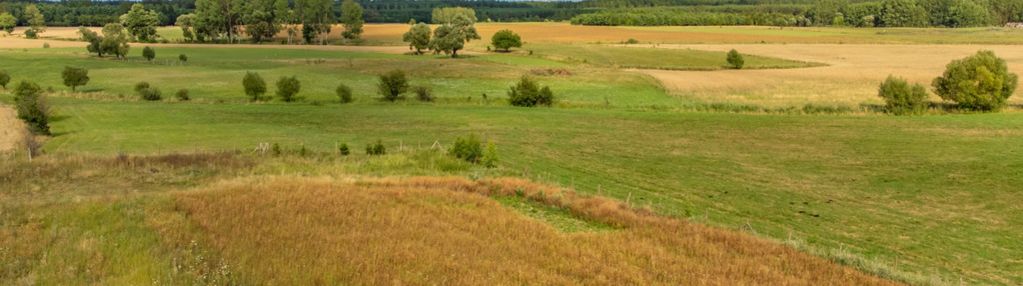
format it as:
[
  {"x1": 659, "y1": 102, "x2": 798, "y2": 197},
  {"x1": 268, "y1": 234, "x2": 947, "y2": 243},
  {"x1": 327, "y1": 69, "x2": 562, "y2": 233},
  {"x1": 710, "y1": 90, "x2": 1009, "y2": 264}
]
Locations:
[
  {"x1": 176, "y1": 176, "x2": 898, "y2": 285},
  {"x1": 636, "y1": 44, "x2": 1023, "y2": 107},
  {"x1": 0, "y1": 106, "x2": 26, "y2": 153}
]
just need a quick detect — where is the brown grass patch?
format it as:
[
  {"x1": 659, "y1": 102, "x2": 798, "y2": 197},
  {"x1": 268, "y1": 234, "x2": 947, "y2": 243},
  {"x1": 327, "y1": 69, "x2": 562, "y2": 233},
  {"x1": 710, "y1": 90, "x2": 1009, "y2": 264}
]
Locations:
[
  {"x1": 0, "y1": 105, "x2": 27, "y2": 153},
  {"x1": 176, "y1": 176, "x2": 898, "y2": 285}
]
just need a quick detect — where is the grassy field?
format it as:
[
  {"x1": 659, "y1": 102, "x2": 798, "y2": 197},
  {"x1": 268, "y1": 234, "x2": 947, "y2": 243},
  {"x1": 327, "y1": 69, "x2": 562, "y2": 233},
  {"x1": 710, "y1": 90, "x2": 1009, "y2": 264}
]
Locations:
[{"x1": 3, "y1": 23, "x2": 1023, "y2": 285}]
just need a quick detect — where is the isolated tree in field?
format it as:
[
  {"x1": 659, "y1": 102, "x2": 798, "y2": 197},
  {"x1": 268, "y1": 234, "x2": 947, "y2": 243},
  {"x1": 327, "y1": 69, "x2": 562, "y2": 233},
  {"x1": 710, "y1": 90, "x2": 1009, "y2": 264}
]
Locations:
[
  {"x1": 0, "y1": 70, "x2": 10, "y2": 89},
  {"x1": 377, "y1": 70, "x2": 409, "y2": 101},
  {"x1": 429, "y1": 15, "x2": 480, "y2": 58},
  {"x1": 340, "y1": 0, "x2": 364, "y2": 41},
  {"x1": 243, "y1": 72, "x2": 268, "y2": 101},
  {"x1": 176, "y1": 14, "x2": 196, "y2": 42},
  {"x1": 491, "y1": 30, "x2": 522, "y2": 52},
  {"x1": 932, "y1": 50, "x2": 1019, "y2": 111},
  {"x1": 13, "y1": 81, "x2": 50, "y2": 135},
  {"x1": 143, "y1": 46, "x2": 156, "y2": 61},
  {"x1": 276, "y1": 76, "x2": 301, "y2": 102},
  {"x1": 296, "y1": 0, "x2": 334, "y2": 44},
  {"x1": 194, "y1": 0, "x2": 243, "y2": 43},
  {"x1": 79, "y1": 28, "x2": 105, "y2": 57},
  {"x1": 23, "y1": 4, "x2": 46, "y2": 39},
  {"x1": 508, "y1": 76, "x2": 554, "y2": 107},
  {"x1": 0, "y1": 13, "x2": 16, "y2": 35},
  {"x1": 432, "y1": 7, "x2": 477, "y2": 24},
  {"x1": 878, "y1": 75, "x2": 928, "y2": 115},
  {"x1": 100, "y1": 23, "x2": 131, "y2": 59},
  {"x1": 62, "y1": 67, "x2": 90, "y2": 92},
  {"x1": 727, "y1": 49, "x2": 745, "y2": 69},
  {"x1": 336, "y1": 83, "x2": 353, "y2": 103},
  {"x1": 402, "y1": 23, "x2": 431, "y2": 54},
  {"x1": 121, "y1": 4, "x2": 161, "y2": 42}
]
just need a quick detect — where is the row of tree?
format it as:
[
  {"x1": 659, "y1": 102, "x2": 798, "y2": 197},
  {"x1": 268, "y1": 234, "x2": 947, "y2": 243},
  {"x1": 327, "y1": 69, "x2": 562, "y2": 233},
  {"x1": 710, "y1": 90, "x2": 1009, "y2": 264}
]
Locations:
[{"x1": 175, "y1": 0, "x2": 364, "y2": 44}]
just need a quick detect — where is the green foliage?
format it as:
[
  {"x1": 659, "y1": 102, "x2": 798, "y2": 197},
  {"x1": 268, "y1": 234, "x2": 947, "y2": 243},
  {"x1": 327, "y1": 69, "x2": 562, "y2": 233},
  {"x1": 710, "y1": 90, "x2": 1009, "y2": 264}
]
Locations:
[
  {"x1": 13, "y1": 80, "x2": 50, "y2": 135},
  {"x1": 726, "y1": 49, "x2": 745, "y2": 69},
  {"x1": 79, "y1": 28, "x2": 104, "y2": 57},
  {"x1": 62, "y1": 66, "x2": 90, "y2": 92},
  {"x1": 432, "y1": 7, "x2": 477, "y2": 24},
  {"x1": 449, "y1": 134, "x2": 483, "y2": 163},
  {"x1": 243, "y1": 72, "x2": 268, "y2": 101},
  {"x1": 571, "y1": 8, "x2": 806, "y2": 27},
  {"x1": 508, "y1": 76, "x2": 554, "y2": 107},
  {"x1": 0, "y1": 70, "x2": 10, "y2": 89},
  {"x1": 920, "y1": 0, "x2": 991, "y2": 27},
  {"x1": 413, "y1": 85, "x2": 434, "y2": 102},
  {"x1": 878, "y1": 75, "x2": 929, "y2": 115},
  {"x1": 402, "y1": 23, "x2": 431, "y2": 55},
  {"x1": 142, "y1": 47, "x2": 156, "y2": 62},
  {"x1": 336, "y1": 83, "x2": 353, "y2": 103},
  {"x1": 878, "y1": 0, "x2": 929, "y2": 27},
  {"x1": 136, "y1": 83, "x2": 162, "y2": 101},
  {"x1": 24, "y1": 4, "x2": 46, "y2": 38},
  {"x1": 482, "y1": 142, "x2": 498, "y2": 168},
  {"x1": 120, "y1": 3, "x2": 161, "y2": 42},
  {"x1": 932, "y1": 50, "x2": 1019, "y2": 111},
  {"x1": 341, "y1": 0, "x2": 365, "y2": 40},
  {"x1": 366, "y1": 140, "x2": 386, "y2": 155},
  {"x1": 176, "y1": 89, "x2": 191, "y2": 101},
  {"x1": 276, "y1": 76, "x2": 301, "y2": 102},
  {"x1": 176, "y1": 14, "x2": 196, "y2": 42},
  {"x1": 339, "y1": 143, "x2": 351, "y2": 155},
  {"x1": 296, "y1": 0, "x2": 334, "y2": 44},
  {"x1": 193, "y1": 0, "x2": 245, "y2": 43},
  {"x1": 134, "y1": 82, "x2": 151, "y2": 93},
  {"x1": 0, "y1": 13, "x2": 16, "y2": 35},
  {"x1": 491, "y1": 29, "x2": 522, "y2": 52},
  {"x1": 241, "y1": 0, "x2": 285, "y2": 43},
  {"x1": 100, "y1": 23, "x2": 131, "y2": 59},
  {"x1": 377, "y1": 70, "x2": 409, "y2": 101},
  {"x1": 429, "y1": 14, "x2": 480, "y2": 57},
  {"x1": 179, "y1": 54, "x2": 188, "y2": 62}
]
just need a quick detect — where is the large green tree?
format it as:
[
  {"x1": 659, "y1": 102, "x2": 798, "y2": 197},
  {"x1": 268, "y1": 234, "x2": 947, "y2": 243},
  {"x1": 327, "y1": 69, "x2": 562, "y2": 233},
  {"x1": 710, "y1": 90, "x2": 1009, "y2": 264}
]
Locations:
[
  {"x1": 100, "y1": 23, "x2": 131, "y2": 59},
  {"x1": 296, "y1": 0, "x2": 334, "y2": 45},
  {"x1": 23, "y1": 4, "x2": 45, "y2": 38},
  {"x1": 243, "y1": 0, "x2": 289, "y2": 43},
  {"x1": 121, "y1": 3, "x2": 161, "y2": 42},
  {"x1": 176, "y1": 14, "x2": 196, "y2": 42},
  {"x1": 429, "y1": 14, "x2": 480, "y2": 58},
  {"x1": 490, "y1": 29, "x2": 522, "y2": 52},
  {"x1": 402, "y1": 23, "x2": 431, "y2": 54},
  {"x1": 878, "y1": 0, "x2": 929, "y2": 27},
  {"x1": 194, "y1": 0, "x2": 243, "y2": 43},
  {"x1": 340, "y1": 0, "x2": 364, "y2": 41},
  {"x1": 0, "y1": 13, "x2": 16, "y2": 35}
]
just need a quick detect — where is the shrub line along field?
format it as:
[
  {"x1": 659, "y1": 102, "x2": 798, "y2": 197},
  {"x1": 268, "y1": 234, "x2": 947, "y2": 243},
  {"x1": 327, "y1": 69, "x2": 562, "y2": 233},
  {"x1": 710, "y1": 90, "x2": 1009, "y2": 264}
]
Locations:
[{"x1": 4, "y1": 22, "x2": 1023, "y2": 285}]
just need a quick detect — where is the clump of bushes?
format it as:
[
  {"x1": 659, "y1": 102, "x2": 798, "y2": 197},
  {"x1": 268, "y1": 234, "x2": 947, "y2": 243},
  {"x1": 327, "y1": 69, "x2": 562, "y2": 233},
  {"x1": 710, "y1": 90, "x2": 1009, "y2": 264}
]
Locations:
[
  {"x1": 366, "y1": 140, "x2": 386, "y2": 155},
  {"x1": 135, "y1": 81, "x2": 161, "y2": 101},
  {"x1": 727, "y1": 49, "x2": 744, "y2": 69},
  {"x1": 0, "y1": 70, "x2": 10, "y2": 89},
  {"x1": 336, "y1": 83, "x2": 353, "y2": 103},
  {"x1": 414, "y1": 85, "x2": 434, "y2": 102},
  {"x1": 378, "y1": 70, "x2": 409, "y2": 101},
  {"x1": 932, "y1": 50, "x2": 1018, "y2": 111},
  {"x1": 276, "y1": 76, "x2": 301, "y2": 102},
  {"x1": 243, "y1": 72, "x2": 267, "y2": 101},
  {"x1": 508, "y1": 76, "x2": 554, "y2": 107},
  {"x1": 449, "y1": 134, "x2": 497, "y2": 167},
  {"x1": 13, "y1": 80, "x2": 50, "y2": 135},
  {"x1": 176, "y1": 89, "x2": 190, "y2": 101},
  {"x1": 878, "y1": 75, "x2": 928, "y2": 115}
]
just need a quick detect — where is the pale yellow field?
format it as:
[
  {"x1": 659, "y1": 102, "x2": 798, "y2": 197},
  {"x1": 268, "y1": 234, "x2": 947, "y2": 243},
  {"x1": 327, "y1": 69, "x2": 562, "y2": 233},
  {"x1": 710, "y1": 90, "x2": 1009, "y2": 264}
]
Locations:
[
  {"x1": 0, "y1": 106, "x2": 25, "y2": 152},
  {"x1": 637, "y1": 44, "x2": 1023, "y2": 107}
]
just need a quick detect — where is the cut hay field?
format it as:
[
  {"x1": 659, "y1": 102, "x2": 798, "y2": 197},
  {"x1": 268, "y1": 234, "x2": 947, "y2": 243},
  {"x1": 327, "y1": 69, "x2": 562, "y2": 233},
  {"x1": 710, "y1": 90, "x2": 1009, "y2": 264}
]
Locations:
[{"x1": 3, "y1": 22, "x2": 1023, "y2": 285}]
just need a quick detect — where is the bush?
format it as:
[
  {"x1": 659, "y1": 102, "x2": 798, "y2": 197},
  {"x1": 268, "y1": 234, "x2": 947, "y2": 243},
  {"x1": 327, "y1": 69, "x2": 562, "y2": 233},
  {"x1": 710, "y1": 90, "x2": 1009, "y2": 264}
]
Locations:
[
  {"x1": 727, "y1": 49, "x2": 745, "y2": 69},
  {"x1": 338, "y1": 143, "x2": 350, "y2": 155},
  {"x1": 449, "y1": 135, "x2": 483, "y2": 163},
  {"x1": 932, "y1": 50, "x2": 1019, "y2": 111},
  {"x1": 336, "y1": 83, "x2": 353, "y2": 103},
  {"x1": 276, "y1": 76, "x2": 301, "y2": 102},
  {"x1": 0, "y1": 70, "x2": 9, "y2": 89},
  {"x1": 878, "y1": 75, "x2": 928, "y2": 115},
  {"x1": 482, "y1": 142, "x2": 498, "y2": 168},
  {"x1": 413, "y1": 85, "x2": 434, "y2": 102},
  {"x1": 24, "y1": 29, "x2": 37, "y2": 39},
  {"x1": 142, "y1": 46, "x2": 155, "y2": 61},
  {"x1": 43, "y1": 42, "x2": 50, "y2": 49},
  {"x1": 378, "y1": 70, "x2": 409, "y2": 101},
  {"x1": 179, "y1": 54, "x2": 188, "y2": 62},
  {"x1": 176, "y1": 89, "x2": 190, "y2": 101},
  {"x1": 508, "y1": 76, "x2": 554, "y2": 107},
  {"x1": 62, "y1": 66, "x2": 89, "y2": 92},
  {"x1": 491, "y1": 29, "x2": 522, "y2": 52},
  {"x1": 366, "y1": 140, "x2": 386, "y2": 155},
  {"x1": 138, "y1": 86, "x2": 162, "y2": 101},
  {"x1": 13, "y1": 81, "x2": 50, "y2": 135},
  {"x1": 134, "y1": 81, "x2": 150, "y2": 93},
  {"x1": 243, "y1": 72, "x2": 267, "y2": 101}
]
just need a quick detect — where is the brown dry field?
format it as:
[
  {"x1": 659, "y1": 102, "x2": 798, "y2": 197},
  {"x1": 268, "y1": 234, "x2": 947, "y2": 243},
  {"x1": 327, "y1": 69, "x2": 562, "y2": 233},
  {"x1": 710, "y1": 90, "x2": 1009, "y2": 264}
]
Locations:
[
  {"x1": 637, "y1": 44, "x2": 1023, "y2": 107},
  {"x1": 0, "y1": 106, "x2": 25, "y2": 152},
  {"x1": 175, "y1": 176, "x2": 898, "y2": 285}
]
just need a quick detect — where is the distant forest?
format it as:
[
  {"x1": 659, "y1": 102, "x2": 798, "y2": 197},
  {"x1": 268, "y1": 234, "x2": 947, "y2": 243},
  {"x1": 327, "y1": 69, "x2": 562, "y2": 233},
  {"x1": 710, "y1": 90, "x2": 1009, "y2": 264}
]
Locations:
[{"x1": 0, "y1": 0, "x2": 1020, "y2": 27}]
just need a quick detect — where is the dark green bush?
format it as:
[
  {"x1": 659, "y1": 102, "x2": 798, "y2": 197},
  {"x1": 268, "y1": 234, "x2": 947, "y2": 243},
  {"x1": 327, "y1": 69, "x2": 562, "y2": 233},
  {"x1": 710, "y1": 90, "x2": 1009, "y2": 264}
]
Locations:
[
  {"x1": 138, "y1": 86, "x2": 162, "y2": 101},
  {"x1": 336, "y1": 83, "x2": 353, "y2": 103},
  {"x1": 62, "y1": 66, "x2": 89, "y2": 91},
  {"x1": 727, "y1": 49, "x2": 745, "y2": 69},
  {"x1": 491, "y1": 29, "x2": 522, "y2": 52},
  {"x1": 276, "y1": 76, "x2": 301, "y2": 102},
  {"x1": 878, "y1": 75, "x2": 928, "y2": 115},
  {"x1": 378, "y1": 70, "x2": 409, "y2": 101},
  {"x1": 413, "y1": 85, "x2": 434, "y2": 102},
  {"x1": 243, "y1": 72, "x2": 267, "y2": 101},
  {"x1": 449, "y1": 134, "x2": 483, "y2": 163},
  {"x1": 932, "y1": 50, "x2": 1018, "y2": 111},
  {"x1": 142, "y1": 46, "x2": 155, "y2": 61},
  {"x1": 179, "y1": 54, "x2": 188, "y2": 63},
  {"x1": 508, "y1": 76, "x2": 554, "y2": 107},
  {"x1": 176, "y1": 89, "x2": 190, "y2": 101},
  {"x1": 482, "y1": 142, "x2": 498, "y2": 168},
  {"x1": 134, "y1": 81, "x2": 150, "y2": 93},
  {"x1": 366, "y1": 140, "x2": 386, "y2": 155},
  {"x1": 13, "y1": 80, "x2": 50, "y2": 135},
  {"x1": 339, "y1": 143, "x2": 350, "y2": 155},
  {"x1": 0, "y1": 70, "x2": 10, "y2": 89}
]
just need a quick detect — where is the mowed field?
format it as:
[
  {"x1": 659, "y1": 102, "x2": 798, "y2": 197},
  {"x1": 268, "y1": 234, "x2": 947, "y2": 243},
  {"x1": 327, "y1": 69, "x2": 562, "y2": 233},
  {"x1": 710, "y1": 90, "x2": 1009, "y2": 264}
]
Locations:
[{"x1": 2, "y1": 23, "x2": 1023, "y2": 285}]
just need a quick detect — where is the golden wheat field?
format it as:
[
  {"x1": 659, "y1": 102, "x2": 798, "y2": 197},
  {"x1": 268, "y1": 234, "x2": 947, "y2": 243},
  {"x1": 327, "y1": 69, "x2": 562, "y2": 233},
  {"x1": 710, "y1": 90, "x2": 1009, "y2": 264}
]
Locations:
[{"x1": 174, "y1": 176, "x2": 898, "y2": 285}]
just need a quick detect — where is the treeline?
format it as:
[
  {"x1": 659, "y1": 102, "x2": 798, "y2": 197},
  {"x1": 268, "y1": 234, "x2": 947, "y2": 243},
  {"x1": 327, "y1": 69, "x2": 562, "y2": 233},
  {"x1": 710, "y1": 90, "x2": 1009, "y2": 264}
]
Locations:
[
  {"x1": 360, "y1": 0, "x2": 585, "y2": 22},
  {"x1": 572, "y1": 0, "x2": 1023, "y2": 27},
  {"x1": 0, "y1": 1, "x2": 192, "y2": 27}
]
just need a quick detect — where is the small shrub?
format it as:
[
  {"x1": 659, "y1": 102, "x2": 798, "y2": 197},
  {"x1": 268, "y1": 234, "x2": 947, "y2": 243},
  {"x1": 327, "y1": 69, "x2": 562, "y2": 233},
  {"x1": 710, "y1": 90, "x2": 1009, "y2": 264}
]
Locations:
[
  {"x1": 377, "y1": 70, "x2": 409, "y2": 101},
  {"x1": 623, "y1": 38, "x2": 639, "y2": 44},
  {"x1": 24, "y1": 29, "x2": 37, "y2": 39},
  {"x1": 62, "y1": 66, "x2": 89, "y2": 92},
  {"x1": 482, "y1": 142, "x2": 498, "y2": 168},
  {"x1": 339, "y1": 143, "x2": 350, "y2": 155},
  {"x1": 138, "y1": 86, "x2": 162, "y2": 101},
  {"x1": 271, "y1": 143, "x2": 282, "y2": 156},
  {"x1": 179, "y1": 54, "x2": 188, "y2": 63},
  {"x1": 0, "y1": 70, "x2": 9, "y2": 89},
  {"x1": 43, "y1": 42, "x2": 50, "y2": 48},
  {"x1": 243, "y1": 72, "x2": 267, "y2": 101},
  {"x1": 13, "y1": 80, "x2": 50, "y2": 135},
  {"x1": 366, "y1": 140, "x2": 386, "y2": 155},
  {"x1": 413, "y1": 85, "x2": 433, "y2": 102},
  {"x1": 727, "y1": 49, "x2": 745, "y2": 69},
  {"x1": 449, "y1": 134, "x2": 483, "y2": 163},
  {"x1": 276, "y1": 76, "x2": 301, "y2": 102},
  {"x1": 932, "y1": 50, "x2": 1019, "y2": 111},
  {"x1": 134, "y1": 81, "x2": 150, "y2": 93},
  {"x1": 878, "y1": 75, "x2": 928, "y2": 115},
  {"x1": 508, "y1": 76, "x2": 554, "y2": 107},
  {"x1": 142, "y1": 46, "x2": 156, "y2": 61},
  {"x1": 176, "y1": 89, "x2": 190, "y2": 101},
  {"x1": 336, "y1": 83, "x2": 353, "y2": 103}
]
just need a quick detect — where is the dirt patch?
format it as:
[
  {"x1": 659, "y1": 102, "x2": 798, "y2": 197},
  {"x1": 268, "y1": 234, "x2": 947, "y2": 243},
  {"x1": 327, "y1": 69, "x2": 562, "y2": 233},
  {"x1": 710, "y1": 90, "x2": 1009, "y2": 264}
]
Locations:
[{"x1": 0, "y1": 105, "x2": 26, "y2": 153}]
